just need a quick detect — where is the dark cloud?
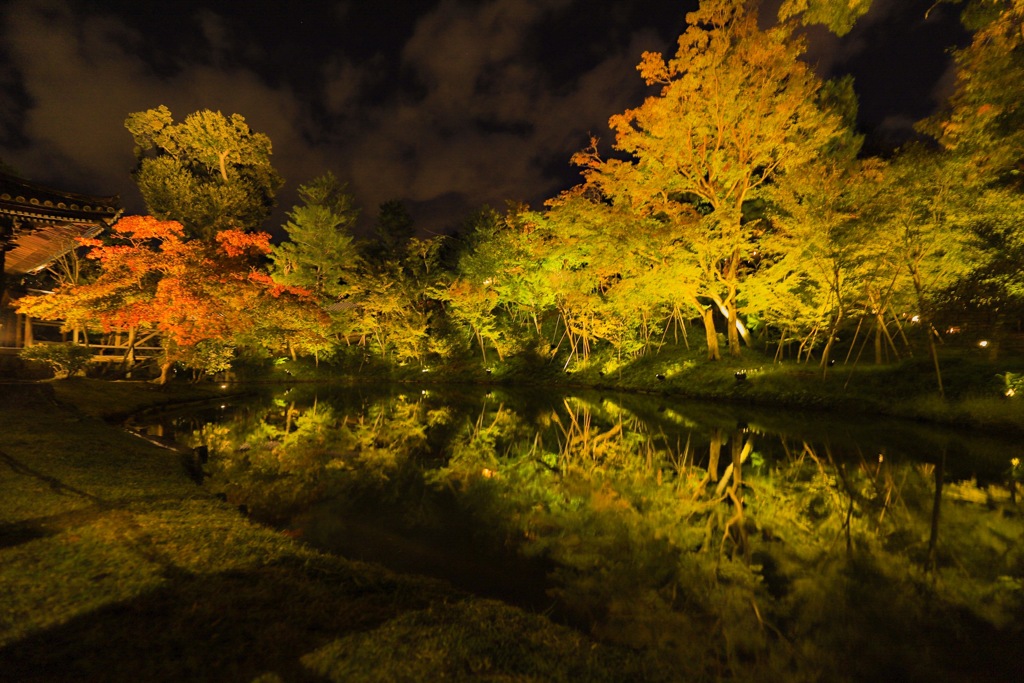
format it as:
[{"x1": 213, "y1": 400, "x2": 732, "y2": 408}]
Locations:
[
  {"x1": 1, "y1": 0, "x2": 685, "y2": 236},
  {"x1": 336, "y1": 0, "x2": 669, "y2": 228}
]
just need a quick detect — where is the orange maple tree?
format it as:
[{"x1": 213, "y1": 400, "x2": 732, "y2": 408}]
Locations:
[{"x1": 18, "y1": 215, "x2": 329, "y2": 382}]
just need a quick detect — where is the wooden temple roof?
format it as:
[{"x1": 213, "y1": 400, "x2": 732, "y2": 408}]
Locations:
[{"x1": 0, "y1": 171, "x2": 121, "y2": 275}]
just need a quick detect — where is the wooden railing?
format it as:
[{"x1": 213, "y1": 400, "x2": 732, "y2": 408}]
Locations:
[{"x1": 0, "y1": 317, "x2": 162, "y2": 363}]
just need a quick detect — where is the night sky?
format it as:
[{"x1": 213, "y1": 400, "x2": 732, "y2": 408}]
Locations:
[{"x1": 0, "y1": 0, "x2": 967, "y2": 237}]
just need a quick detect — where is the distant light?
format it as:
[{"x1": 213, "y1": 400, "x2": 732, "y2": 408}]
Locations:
[
  {"x1": 911, "y1": 315, "x2": 920, "y2": 323},
  {"x1": 220, "y1": 384, "x2": 228, "y2": 389},
  {"x1": 481, "y1": 468, "x2": 495, "y2": 478},
  {"x1": 979, "y1": 340, "x2": 990, "y2": 348}
]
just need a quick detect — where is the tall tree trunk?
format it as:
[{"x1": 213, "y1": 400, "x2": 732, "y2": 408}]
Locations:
[
  {"x1": 820, "y1": 308, "x2": 843, "y2": 377},
  {"x1": 123, "y1": 326, "x2": 137, "y2": 378},
  {"x1": 724, "y1": 249, "x2": 742, "y2": 356},
  {"x1": 874, "y1": 312, "x2": 885, "y2": 364},
  {"x1": 911, "y1": 269, "x2": 944, "y2": 398},
  {"x1": 726, "y1": 295, "x2": 741, "y2": 357},
  {"x1": 157, "y1": 359, "x2": 173, "y2": 385},
  {"x1": 701, "y1": 306, "x2": 720, "y2": 361},
  {"x1": 474, "y1": 326, "x2": 488, "y2": 363}
]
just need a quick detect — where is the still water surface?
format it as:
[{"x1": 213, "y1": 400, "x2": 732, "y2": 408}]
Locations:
[{"x1": 130, "y1": 383, "x2": 1023, "y2": 679}]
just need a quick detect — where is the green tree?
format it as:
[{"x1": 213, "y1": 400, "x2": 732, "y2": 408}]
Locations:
[
  {"x1": 533, "y1": 192, "x2": 699, "y2": 364},
  {"x1": 438, "y1": 207, "x2": 553, "y2": 363},
  {"x1": 872, "y1": 147, "x2": 979, "y2": 396},
  {"x1": 777, "y1": 0, "x2": 873, "y2": 35},
  {"x1": 271, "y1": 173, "x2": 360, "y2": 303},
  {"x1": 363, "y1": 200, "x2": 416, "y2": 265},
  {"x1": 125, "y1": 106, "x2": 283, "y2": 240},
  {"x1": 349, "y1": 266, "x2": 431, "y2": 365}
]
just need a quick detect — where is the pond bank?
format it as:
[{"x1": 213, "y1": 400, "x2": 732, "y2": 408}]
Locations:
[{"x1": 293, "y1": 348, "x2": 1024, "y2": 437}]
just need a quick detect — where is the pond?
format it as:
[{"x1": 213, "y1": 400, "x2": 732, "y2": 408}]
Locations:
[{"x1": 130, "y1": 383, "x2": 1024, "y2": 681}]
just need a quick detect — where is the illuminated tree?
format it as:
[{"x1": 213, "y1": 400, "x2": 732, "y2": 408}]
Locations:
[
  {"x1": 363, "y1": 200, "x2": 416, "y2": 265},
  {"x1": 272, "y1": 173, "x2": 359, "y2": 300},
  {"x1": 125, "y1": 106, "x2": 283, "y2": 240},
  {"x1": 529, "y1": 197, "x2": 614, "y2": 363},
  {"x1": 749, "y1": 158, "x2": 877, "y2": 366},
  {"x1": 928, "y1": 0, "x2": 1024, "y2": 176},
  {"x1": 574, "y1": 0, "x2": 843, "y2": 358},
  {"x1": 436, "y1": 209, "x2": 503, "y2": 361},
  {"x1": 936, "y1": 186, "x2": 1024, "y2": 358},
  {"x1": 532, "y1": 192, "x2": 702, "y2": 363},
  {"x1": 17, "y1": 216, "x2": 324, "y2": 383},
  {"x1": 437, "y1": 207, "x2": 552, "y2": 363},
  {"x1": 869, "y1": 148, "x2": 979, "y2": 395},
  {"x1": 440, "y1": 277, "x2": 502, "y2": 362},
  {"x1": 922, "y1": 0, "x2": 1024, "y2": 354},
  {"x1": 347, "y1": 266, "x2": 431, "y2": 364},
  {"x1": 746, "y1": 76, "x2": 872, "y2": 367}
]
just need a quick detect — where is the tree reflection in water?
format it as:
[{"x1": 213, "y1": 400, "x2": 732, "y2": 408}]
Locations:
[{"x1": 172, "y1": 386, "x2": 1021, "y2": 681}]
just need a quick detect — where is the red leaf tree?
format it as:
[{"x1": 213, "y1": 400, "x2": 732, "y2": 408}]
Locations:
[{"x1": 18, "y1": 216, "x2": 329, "y2": 382}]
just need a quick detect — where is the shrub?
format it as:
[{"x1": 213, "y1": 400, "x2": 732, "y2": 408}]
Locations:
[
  {"x1": 19, "y1": 342, "x2": 93, "y2": 378},
  {"x1": 183, "y1": 340, "x2": 236, "y2": 377}
]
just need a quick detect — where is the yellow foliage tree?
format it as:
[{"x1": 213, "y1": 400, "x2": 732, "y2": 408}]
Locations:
[{"x1": 574, "y1": 0, "x2": 844, "y2": 358}]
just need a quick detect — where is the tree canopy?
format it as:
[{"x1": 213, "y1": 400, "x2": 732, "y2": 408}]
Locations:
[{"x1": 125, "y1": 106, "x2": 283, "y2": 240}]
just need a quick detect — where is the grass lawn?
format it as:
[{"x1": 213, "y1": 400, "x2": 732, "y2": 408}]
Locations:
[{"x1": 0, "y1": 379, "x2": 669, "y2": 682}]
